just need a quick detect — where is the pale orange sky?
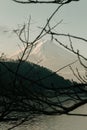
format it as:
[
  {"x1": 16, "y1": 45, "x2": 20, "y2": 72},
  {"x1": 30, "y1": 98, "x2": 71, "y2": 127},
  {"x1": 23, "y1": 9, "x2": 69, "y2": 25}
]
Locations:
[{"x1": 0, "y1": 0, "x2": 87, "y2": 57}]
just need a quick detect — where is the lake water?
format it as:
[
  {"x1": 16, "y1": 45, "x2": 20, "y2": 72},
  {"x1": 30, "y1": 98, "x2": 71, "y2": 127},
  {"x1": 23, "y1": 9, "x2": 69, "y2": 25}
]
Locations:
[{"x1": 1, "y1": 104, "x2": 87, "y2": 130}]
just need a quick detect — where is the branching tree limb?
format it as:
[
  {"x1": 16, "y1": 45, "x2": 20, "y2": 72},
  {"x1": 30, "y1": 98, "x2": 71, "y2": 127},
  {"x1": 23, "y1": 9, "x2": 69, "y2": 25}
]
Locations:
[
  {"x1": 1, "y1": 0, "x2": 87, "y2": 129},
  {"x1": 12, "y1": 0, "x2": 80, "y2": 4}
]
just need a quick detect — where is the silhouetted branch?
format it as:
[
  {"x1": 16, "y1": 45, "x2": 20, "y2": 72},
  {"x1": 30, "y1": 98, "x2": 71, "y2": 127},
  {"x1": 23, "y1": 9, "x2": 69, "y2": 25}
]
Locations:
[
  {"x1": 12, "y1": 0, "x2": 80, "y2": 4},
  {"x1": 0, "y1": 0, "x2": 87, "y2": 129}
]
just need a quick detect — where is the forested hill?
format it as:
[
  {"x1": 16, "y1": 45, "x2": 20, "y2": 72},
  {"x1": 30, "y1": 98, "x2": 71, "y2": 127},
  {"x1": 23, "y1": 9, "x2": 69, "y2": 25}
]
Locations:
[{"x1": 0, "y1": 60, "x2": 75, "y2": 97}]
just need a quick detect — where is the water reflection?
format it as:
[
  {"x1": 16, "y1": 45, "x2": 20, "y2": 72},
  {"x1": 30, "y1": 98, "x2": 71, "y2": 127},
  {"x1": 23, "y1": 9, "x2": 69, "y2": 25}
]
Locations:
[{"x1": 1, "y1": 104, "x2": 87, "y2": 130}]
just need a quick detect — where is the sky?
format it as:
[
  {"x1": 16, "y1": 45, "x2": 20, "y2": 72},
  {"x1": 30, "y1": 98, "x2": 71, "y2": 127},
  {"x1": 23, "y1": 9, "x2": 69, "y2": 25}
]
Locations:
[{"x1": 0, "y1": 0, "x2": 87, "y2": 58}]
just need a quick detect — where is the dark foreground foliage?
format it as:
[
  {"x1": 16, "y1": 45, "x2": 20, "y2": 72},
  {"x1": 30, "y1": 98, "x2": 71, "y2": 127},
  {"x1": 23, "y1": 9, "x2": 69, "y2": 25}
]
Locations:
[{"x1": 0, "y1": 59, "x2": 87, "y2": 125}]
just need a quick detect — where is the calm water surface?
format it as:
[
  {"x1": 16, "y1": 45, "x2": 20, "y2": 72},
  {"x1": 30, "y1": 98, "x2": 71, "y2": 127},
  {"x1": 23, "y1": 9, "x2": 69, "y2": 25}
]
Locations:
[{"x1": 1, "y1": 105, "x2": 87, "y2": 130}]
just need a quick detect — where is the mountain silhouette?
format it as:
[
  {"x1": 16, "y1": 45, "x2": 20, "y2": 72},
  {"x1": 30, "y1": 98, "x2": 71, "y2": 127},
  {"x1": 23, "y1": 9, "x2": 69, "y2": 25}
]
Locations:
[
  {"x1": 29, "y1": 40, "x2": 77, "y2": 70},
  {"x1": 11, "y1": 40, "x2": 84, "y2": 81}
]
